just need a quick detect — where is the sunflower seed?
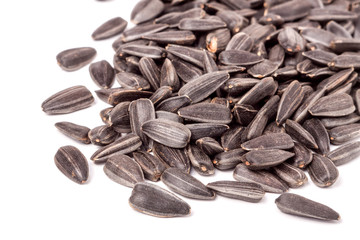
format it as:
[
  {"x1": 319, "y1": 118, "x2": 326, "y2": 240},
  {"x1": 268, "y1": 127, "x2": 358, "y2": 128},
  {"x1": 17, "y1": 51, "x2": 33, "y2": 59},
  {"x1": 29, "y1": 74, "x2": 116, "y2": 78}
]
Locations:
[
  {"x1": 89, "y1": 60, "x2": 115, "y2": 89},
  {"x1": 278, "y1": 27, "x2": 305, "y2": 53},
  {"x1": 122, "y1": 24, "x2": 168, "y2": 43},
  {"x1": 203, "y1": 50, "x2": 219, "y2": 73},
  {"x1": 303, "y1": 118, "x2": 330, "y2": 155},
  {"x1": 221, "y1": 125, "x2": 245, "y2": 151},
  {"x1": 156, "y1": 110, "x2": 183, "y2": 123},
  {"x1": 329, "y1": 54, "x2": 360, "y2": 69},
  {"x1": 232, "y1": 104, "x2": 258, "y2": 126},
  {"x1": 233, "y1": 164, "x2": 288, "y2": 193},
  {"x1": 100, "y1": 107, "x2": 113, "y2": 125},
  {"x1": 55, "y1": 122, "x2": 91, "y2": 144},
  {"x1": 241, "y1": 133, "x2": 294, "y2": 151},
  {"x1": 41, "y1": 85, "x2": 94, "y2": 115},
  {"x1": 237, "y1": 77, "x2": 277, "y2": 106},
  {"x1": 161, "y1": 168, "x2": 215, "y2": 200},
  {"x1": 287, "y1": 142, "x2": 313, "y2": 169},
  {"x1": 241, "y1": 149, "x2": 295, "y2": 170},
  {"x1": 316, "y1": 68, "x2": 354, "y2": 92},
  {"x1": 327, "y1": 141, "x2": 360, "y2": 166},
  {"x1": 248, "y1": 60, "x2": 279, "y2": 79},
  {"x1": 187, "y1": 145, "x2": 215, "y2": 176},
  {"x1": 196, "y1": 137, "x2": 224, "y2": 156},
  {"x1": 242, "y1": 23, "x2": 276, "y2": 45},
  {"x1": 275, "y1": 193, "x2": 340, "y2": 221},
  {"x1": 302, "y1": 50, "x2": 337, "y2": 66},
  {"x1": 156, "y1": 95, "x2": 192, "y2": 113},
  {"x1": 206, "y1": 28, "x2": 231, "y2": 53},
  {"x1": 171, "y1": 57, "x2": 203, "y2": 82},
  {"x1": 308, "y1": 154, "x2": 339, "y2": 188},
  {"x1": 263, "y1": 121, "x2": 285, "y2": 135},
  {"x1": 88, "y1": 125, "x2": 118, "y2": 146},
  {"x1": 207, "y1": 181, "x2": 265, "y2": 203},
  {"x1": 108, "y1": 101, "x2": 131, "y2": 133},
  {"x1": 292, "y1": 88, "x2": 326, "y2": 123},
  {"x1": 133, "y1": 151, "x2": 168, "y2": 181},
  {"x1": 226, "y1": 32, "x2": 254, "y2": 51},
  {"x1": 266, "y1": 0, "x2": 313, "y2": 22},
  {"x1": 129, "y1": 182, "x2": 191, "y2": 217},
  {"x1": 272, "y1": 163, "x2": 307, "y2": 188},
  {"x1": 138, "y1": 57, "x2": 161, "y2": 90},
  {"x1": 166, "y1": 44, "x2": 207, "y2": 68},
  {"x1": 179, "y1": 18, "x2": 226, "y2": 31},
  {"x1": 131, "y1": 0, "x2": 165, "y2": 24},
  {"x1": 309, "y1": 93, "x2": 355, "y2": 117},
  {"x1": 308, "y1": 8, "x2": 357, "y2": 22},
  {"x1": 116, "y1": 72, "x2": 151, "y2": 91},
  {"x1": 178, "y1": 103, "x2": 232, "y2": 124},
  {"x1": 56, "y1": 47, "x2": 96, "y2": 71},
  {"x1": 219, "y1": 50, "x2": 264, "y2": 66},
  {"x1": 92, "y1": 17, "x2": 127, "y2": 40},
  {"x1": 216, "y1": 10, "x2": 248, "y2": 34},
  {"x1": 321, "y1": 113, "x2": 360, "y2": 129},
  {"x1": 143, "y1": 30, "x2": 196, "y2": 45},
  {"x1": 328, "y1": 123, "x2": 360, "y2": 145},
  {"x1": 54, "y1": 146, "x2": 89, "y2": 184},
  {"x1": 300, "y1": 28, "x2": 336, "y2": 48},
  {"x1": 121, "y1": 45, "x2": 166, "y2": 59},
  {"x1": 331, "y1": 38, "x2": 360, "y2": 53},
  {"x1": 108, "y1": 89, "x2": 153, "y2": 106},
  {"x1": 213, "y1": 148, "x2": 246, "y2": 170},
  {"x1": 186, "y1": 123, "x2": 229, "y2": 140},
  {"x1": 285, "y1": 119, "x2": 318, "y2": 149},
  {"x1": 154, "y1": 8, "x2": 205, "y2": 27},
  {"x1": 222, "y1": 78, "x2": 260, "y2": 96}
]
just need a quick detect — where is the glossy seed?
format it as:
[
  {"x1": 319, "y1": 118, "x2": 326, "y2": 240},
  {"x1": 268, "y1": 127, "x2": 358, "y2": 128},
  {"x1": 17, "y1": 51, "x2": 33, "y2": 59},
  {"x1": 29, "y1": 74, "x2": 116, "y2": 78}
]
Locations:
[
  {"x1": 213, "y1": 148, "x2": 246, "y2": 170},
  {"x1": 108, "y1": 89, "x2": 153, "y2": 106},
  {"x1": 90, "y1": 133, "x2": 142, "y2": 163},
  {"x1": 131, "y1": 0, "x2": 165, "y2": 24},
  {"x1": 275, "y1": 193, "x2": 340, "y2": 221},
  {"x1": 321, "y1": 113, "x2": 360, "y2": 129},
  {"x1": 55, "y1": 122, "x2": 90, "y2": 144},
  {"x1": 207, "y1": 181, "x2": 265, "y2": 203},
  {"x1": 272, "y1": 163, "x2": 307, "y2": 188},
  {"x1": 309, "y1": 93, "x2": 355, "y2": 117},
  {"x1": 152, "y1": 142, "x2": 191, "y2": 173},
  {"x1": 129, "y1": 182, "x2": 191, "y2": 218},
  {"x1": 278, "y1": 27, "x2": 305, "y2": 53},
  {"x1": 219, "y1": 50, "x2": 264, "y2": 66},
  {"x1": 178, "y1": 103, "x2": 232, "y2": 124},
  {"x1": 161, "y1": 168, "x2": 215, "y2": 200},
  {"x1": 88, "y1": 125, "x2": 118, "y2": 146},
  {"x1": 222, "y1": 78, "x2": 260, "y2": 95},
  {"x1": 41, "y1": 85, "x2": 94, "y2": 115},
  {"x1": 56, "y1": 47, "x2": 96, "y2": 71},
  {"x1": 221, "y1": 125, "x2": 245, "y2": 151},
  {"x1": 187, "y1": 145, "x2": 215, "y2": 176},
  {"x1": 108, "y1": 101, "x2": 131, "y2": 133},
  {"x1": 241, "y1": 149, "x2": 295, "y2": 170},
  {"x1": 186, "y1": 123, "x2": 229, "y2": 140},
  {"x1": 248, "y1": 60, "x2": 279, "y2": 79},
  {"x1": 100, "y1": 107, "x2": 113, "y2": 125},
  {"x1": 226, "y1": 32, "x2": 254, "y2": 51},
  {"x1": 196, "y1": 137, "x2": 224, "y2": 156},
  {"x1": 92, "y1": 17, "x2": 127, "y2": 40},
  {"x1": 116, "y1": 72, "x2": 151, "y2": 91},
  {"x1": 206, "y1": 28, "x2": 231, "y2": 53},
  {"x1": 160, "y1": 58, "x2": 180, "y2": 91},
  {"x1": 143, "y1": 31, "x2": 196, "y2": 45},
  {"x1": 308, "y1": 8, "x2": 357, "y2": 22},
  {"x1": 104, "y1": 154, "x2": 144, "y2": 187},
  {"x1": 139, "y1": 57, "x2": 161, "y2": 90},
  {"x1": 285, "y1": 119, "x2": 318, "y2": 149},
  {"x1": 241, "y1": 133, "x2": 294, "y2": 151},
  {"x1": 287, "y1": 142, "x2": 313, "y2": 169},
  {"x1": 328, "y1": 123, "x2": 360, "y2": 145},
  {"x1": 156, "y1": 110, "x2": 183, "y2": 123},
  {"x1": 303, "y1": 118, "x2": 330, "y2": 155},
  {"x1": 54, "y1": 146, "x2": 89, "y2": 184},
  {"x1": 329, "y1": 55, "x2": 360, "y2": 69},
  {"x1": 327, "y1": 141, "x2": 360, "y2": 166},
  {"x1": 316, "y1": 68, "x2": 353, "y2": 92},
  {"x1": 166, "y1": 44, "x2": 210, "y2": 68},
  {"x1": 142, "y1": 119, "x2": 191, "y2": 148},
  {"x1": 237, "y1": 77, "x2": 277, "y2": 106},
  {"x1": 300, "y1": 28, "x2": 336, "y2": 48},
  {"x1": 233, "y1": 164, "x2": 288, "y2": 193},
  {"x1": 156, "y1": 95, "x2": 192, "y2": 113},
  {"x1": 133, "y1": 151, "x2": 168, "y2": 181},
  {"x1": 89, "y1": 60, "x2": 115, "y2": 89},
  {"x1": 308, "y1": 154, "x2": 339, "y2": 188},
  {"x1": 216, "y1": 10, "x2": 248, "y2": 34}
]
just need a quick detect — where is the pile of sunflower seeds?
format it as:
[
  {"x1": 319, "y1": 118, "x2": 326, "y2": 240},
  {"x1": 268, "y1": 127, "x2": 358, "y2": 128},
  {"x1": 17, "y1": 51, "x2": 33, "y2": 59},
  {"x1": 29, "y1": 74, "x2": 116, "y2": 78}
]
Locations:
[{"x1": 42, "y1": 0, "x2": 360, "y2": 220}]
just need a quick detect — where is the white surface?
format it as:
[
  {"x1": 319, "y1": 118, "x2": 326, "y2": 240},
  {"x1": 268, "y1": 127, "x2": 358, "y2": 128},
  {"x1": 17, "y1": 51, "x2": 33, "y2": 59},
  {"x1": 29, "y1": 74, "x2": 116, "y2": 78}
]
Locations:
[{"x1": 0, "y1": 1, "x2": 359, "y2": 239}]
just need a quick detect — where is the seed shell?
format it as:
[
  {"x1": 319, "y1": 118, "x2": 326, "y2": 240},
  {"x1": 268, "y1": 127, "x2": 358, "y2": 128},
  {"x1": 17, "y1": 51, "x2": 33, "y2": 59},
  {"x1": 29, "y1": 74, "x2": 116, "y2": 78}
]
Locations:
[
  {"x1": 221, "y1": 125, "x2": 245, "y2": 151},
  {"x1": 88, "y1": 125, "x2": 118, "y2": 146},
  {"x1": 178, "y1": 103, "x2": 232, "y2": 124},
  {"x1": 196, "y1": 137, "x2": 224, "y2": 156},
  {"x1": 321, "y1": 113, "x2": 360, "y2": 129},
  {"x1": 160, "y1": 58, "x2": 180, "y2": 91},
  {"x1": 56, "y1": 47, "x2": 96, "y2": 71},
  {"x1": 242, "y1": 149, "x2": 295, "y2": 170},
  {"x1": 272, "y1": 163, "x2": 307, "y2": 188},
  {"x1": 285, "y1": 119, "x2": 318, "y2": 149},
  {"x1": 187, "y1": 145, "x2": 215, "y2": 176},
  {"x1": 133, "y1": 151, "x2": 169, "y2": 181},
  {"x1": 186, "y1": 123, "x2": 229, "y2": 140},
  {"x1": 55, "y1": 122, "x2": 91, "y2": 144},
  {"x1": 116, "y1": 72, "x2": 151, "y2": 91},
  {"x1": 308, "y1": 154, "x2": 339, "y2": 188},
  {"x1": 237, "y1": 77, "x2": 277, "y2": 106},
  {"x1": 92, "y1": 17, "x2": 127, "y2": 40},
  {"x1": 309, "y1": 93, "x2": 355, "y2": 117},
  {"x1": 303, "y1": 118, "x2": 330, "y2": 155},
  {"x1": 139, "y1": 57, "x2": 161, "y2": 90},
  {"x1": 156, "y1": 95, "x2": 192, "y2": 113},
  {"x1": 108, "y1": 89, "x2": 153, "y2": 106},
  {"x1": 89, "y1": 60, "x2": 115, "y2": 89},
  {"x1": 327, "y1": 141, "x2": 360, "y2": 166},
  {"x1": 219, "y1": 50, "x2": 264, "y2": 66},
  {"x1": 179, "y1": 18, "x2": 226, "y2": 31},
  {"x1": 241, "y1": 133, "x2": 294, "y2": 151},
  {"x1": 143, "y1": 31, "x2": 196, "y2": 45},
  {"x1": 122, "y1": 24, "x2": 169, "y2": 43},
  {"x1": 150, "y1": 86, "x2": 173, "y2": 106},
  {"x1": 328, "y1": 123, "x2": 360, "y2": 145},
  {"x1": 213, "y1": 148, "x2": 246, "y2": 170},
  {"x1": 108, "y1": 101, "x2": 131, "y2": 133},
  {"x1": 131, "y1": 0, "x2": 165, "y2": 24}
]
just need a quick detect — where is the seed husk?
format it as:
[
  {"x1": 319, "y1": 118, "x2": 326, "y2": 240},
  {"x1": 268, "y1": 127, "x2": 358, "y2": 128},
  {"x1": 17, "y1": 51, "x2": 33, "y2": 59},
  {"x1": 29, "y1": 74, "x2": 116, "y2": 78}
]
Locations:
[
  {"x1": 92, "y1": 17, "x2": 127, "y2": 40},
  {"x1": 133, "y1": 151, "x2": 169, "y2": 181},
  {"x1": 278, "y1": 27, "x2": 305, "y2": 53},
  {"x1": 285, "y1": 119, "x2": 318, "y2": 149},
  {"x1": 187, "y1": 145, "x2": 215, "y2": 176},
  {"x1": 330, "y1": 38, "x2": 360, "y2": 53},
  {"x1": 150, "y1": 86, "x2": 173, "y2": 106},
  {"x1": 308, "y1": 8, "x2": 357, "y2": 22},
  {"x1": 329, "y1": 55, "x2": 360, "y2": 69},
  {"x1": 178, "y1": 103, "x2": 232, "y2": 124},
  {"x1": 309, "y1": 93, "x2": 355, "y2": 117},
  {"x1": 241, "y1": 149, "x2": 295, "y2": 170},
  {"x1": 89, "y1": 60, "x2": 115, "y2": 89},
  {"x1": 207, "y1": 181, "x2": 265, "y2": 203},
  {"x1": 143, "y1": 30, "x2": 196, "y2": 45},
  {"x1": 121, "y1": 45, "x2": 166, "y2": 59},
  {"x1": 54, "y1": 145, "x2": 89, "y2": 184},
  {"x1": 233, "y1": 164, "x2": 288, "y2": 193},
  {"x1": 266, "y1": 0, "x2": 313, "y2": 22},
  {"x1": 56, "y1": 47, "x2": 96, "y2": 71},
  {"x1": 156, "y1": 95, "x2": 192, "y2": 113},
  {"x1": 272, "y1": 163, "x2": 307, "y2": 188},
  {"x1": 41, "y1": 85, "x2": 94, "y2": 115},
  {"x1": 160, "y1": 58, "x2": 180, "y2": 91},
  {"x1": 302, "y1": 50, "x2": 337, "y2": 66},
  {"x1": 196, "y1": 137, "x2": 224, "y2": 156},
  {"x1": 300, "y1": 27, "x2": 336, "y2": 48},
  {"x1": 233, "y1": 104, "x2": 258, "y2": 126},
  {"x1": 100, "y1": 107, "x2": 113, "y2": 125},
  {"x1": 90, "y1": 133, "x2": 142, "y2": 163},
  {"x1": 129, "y1": 182, "x2": 191, "y2": 218},
  {"x1": 161, "y1": 168, "x2": 215, "y2": 200},
  {"x1": 308, "y1": 154, "x2": 339, "y2": 188},
  {"x1": 321, "y1": 113, "x2": 360, "y2": 129},
  {"x1": 327, "y1": 141, "x2": 360, "y2": 166},
  {"x1": 213, "y1": 148, "x2": 246, "y2": 170},
  {"x1": 179, "y1": 18, "x2": 226, "y2": 31},
  {"x1": 55, "y1": 122, "x2": 91, "y2": 144},
  {"x1": 178, "y1": 71, "x2": 230, "y2": 103},
  {"x1": 108, "y1": 101, "x2": 131, "y2": 133},
  {"x1": 292, "y1": 88, "x2": 326, "y2": 123},
  {"x1": 237, "y1": 77, "x2": 277, "y2": 106},
  {"x1": 122, "y1": 24, "x2": 169, "y2": 43},
  {"x1": 131, "y1": 0, "x2": 165, "y2": 24},
  {"x1": 225, "y1": 32, "x2": 254, "y2": 51},
  {"x1": 152, "y1": 142, "x2": 191, "y2": 173},
  {"x1": 241, "y1": 133, "x2": 294, "y2": 151},
  {"x1": 303, "y1": 118, "x2": 330, "y2": 155},
  {"x1": 206, "y1": 28, "x2": 231, "y2": 53},
  {"x1": 248, "y1": 60, "x2": 279, "y2": 79},
  {"x1": 116, "y1": 72, "x2": 151, "y2": 91},
  {"x1": 171, "y1": 57, "x2": 203, "y2": 83},
  {"x1": 88, "y1": 125, "x2": 118, "y2": 146},
  {"x1": 154, "y1": 8, "x2": 205, "y2": 27},
  {"x1": 156, "y1": 110, "x2": 183, "y2": 123},
  {"x1": 104, "y1": 154, "x2": 144, "y2": 188},
  {"x1": 221, "y1": 125, "x2": 245, "y2": 151},
  {"x1": 203, "y1": 50, "x2": 219, "y2": 73},
  {"x1": 242, "y1": 23, "x2": 276, "y2": 45},
  {"x1": 328, "y1": 123, "x2": 360, "y2": 145},
  {"x1": 316, "y1": 68, "x2": 354, "y2": 92},
  {"x1": 186, "y1": 123, "x2": 229, "y2": 140},
  {"x1": 216, "y1": 10, "x2": 248, "y2": 34},
  {"x1": 108, "y1": 89, "x2": 153, "y2": 106},
  {"x1": 139, "y1": 57, "x2": 161, "y2": 90},
  {"x1": 219, "y1": 50, "x2": 264, "y2": 66},
  {"x1": 275, "y1": 193, "x2": 340, "y2": 221},
  {"x1": 222, "y1": 78, "x2": 260, "y2": 96},
  {"x1": 166, "y1": 44, "x2": 208, "y2": 68},
  {"x1": 287, "y1": 142, "x2": 313, "y2": 169},
  {"x1": 263, "y1": 121, "x2": 285, "y2": 135}
]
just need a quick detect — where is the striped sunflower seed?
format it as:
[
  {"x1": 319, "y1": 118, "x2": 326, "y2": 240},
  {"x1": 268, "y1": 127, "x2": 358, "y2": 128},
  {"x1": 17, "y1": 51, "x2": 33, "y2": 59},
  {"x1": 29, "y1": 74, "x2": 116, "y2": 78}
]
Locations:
[
  {"x1": 156, "y1": 95, "x2": 192, "y2": 113},
  {"x1": 55, "y1": 122, "x2": 91, "y2": 144},
  {"x1": 196, "y1": 137, "x2": 224, "y2": 156},
  {"x1": 285, "y1": 119, "x2": 318, "y2": 149},
  {"x1": 308, "y1": 154, "x2": 339, "y2": 188},
  {"x1": 133, "y1": 151, "x2": 168, "y2": 182},
  {"x1": 178, "y1": 102, "x2": 232, "y2": 124},
  {"x1": 187, "y1": 145, "x2": 215, "y2": 176},
  {"x1": 131, "y1": 0, "x2": 165, "y2": 24},
  {"x1": 213, "y1": 148, "x2": 246, "y2": 170},
  {"x1": 115, "y1": 72, "x2": 151, "y2": 91},
  {"x1": 328, "y1": 123, "x2": 360, "y2": 145},
  {"x1": 56, "y1": 47, "x2": 96, "y2": 71},
  {"x1": 272, "y1": 163, "x2": 307, "y2": 188},
  {"x1": 309, "y1": 93, "x2": 355, "y2": 117},
  {"x1": 326, "y1": 141, "x2": 360, "y2": 166},
  {"x1": 108, "y1": 101, "x2": 131, "y2": 133},
  {"x1": 88, "y1": 125, "x2": 118, "y2": 146},
  {"x1": 241, "y1": 149, "x2": 295, "y2": 170},
  {"x1": 92, "y1": 17, "x2": 127, "y2": 40},
  {"x1": 303, "y1": 118, "x2": 330, "y2": 155},
  {"x1": 89, "y1": 60, "x2": 115, "y2": 89},
  {"x1": 186, "y1": 123, "x2": 229, "y2": 140},
  {"x1": 241, "y1": 133, "x2": 294, "y2": 151}
]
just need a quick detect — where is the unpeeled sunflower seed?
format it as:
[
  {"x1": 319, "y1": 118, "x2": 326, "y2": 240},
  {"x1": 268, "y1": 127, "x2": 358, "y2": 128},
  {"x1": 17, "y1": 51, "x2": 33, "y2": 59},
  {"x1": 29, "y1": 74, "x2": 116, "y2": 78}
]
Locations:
[
  {"x1": 326, "y1": 141, "x2": 360, "y2": 166},
  {"x1": 92, "y1": 17, "x2": 127, "y2": 40},
  {"x1": 88, "y1": 125, "x2": 118, "y2": 146},
  {"x1": 133, "y1": 151, "x2": 168, "y2": 182},
  {"x1": 55, "y1": 122, "x2": 91, "y2": 144},
  {"x1": 241, "y1": 149, "x2": 295, "y2": 170},
  {"x1": 241, "y1": 133, "x2": 294, "y2": 151},
  {"x1": 56, "y1": 47, "x2": 96, "y2": 71},
  {"x1": 178, "y1": 102, "x2": 232, "y2": 124},
  {"x1": 187, "y1": 145, "x2": 215, "y2": 176},
  {"x1": 308, "y1": 154, "x2": 339, "y2": 188}
]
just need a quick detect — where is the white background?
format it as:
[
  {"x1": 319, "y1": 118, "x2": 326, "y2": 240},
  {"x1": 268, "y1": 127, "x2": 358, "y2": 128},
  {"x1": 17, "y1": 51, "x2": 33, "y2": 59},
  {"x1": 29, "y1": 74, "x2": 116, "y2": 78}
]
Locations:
[{"x1": 0, "y1": 1, "x2": 359, "y2": 239}]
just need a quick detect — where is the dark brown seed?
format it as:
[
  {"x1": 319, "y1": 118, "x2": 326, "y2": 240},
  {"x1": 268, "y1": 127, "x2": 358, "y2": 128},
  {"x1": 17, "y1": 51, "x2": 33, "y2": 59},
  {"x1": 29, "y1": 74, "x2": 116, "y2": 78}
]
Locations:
[
  {"x1": 156, "y1": 95, "x2": 192, "y2": 113},
  {"x1": 242, "y1": 149, "x2": 295, "y2": 170},
  {"x1": 242, "y1": 23, "x2": 276, "y2": 45},
  {"x1": 276, "y1": 80, "x2": 304, "y2": 126},
  {"x1": 203, "y1": 50, "x2": 219, "y2": 73},
  {"x1": 206, "y1": 28, "x2": 231, "y2": 53},
  {"x1": 248, "y1": 60, "x2": 279, "y2": 79},
  {"x1": 329, "y1": 55, "x2": 360, "y2": 69},
  {"x1": 328, "y1": 123, "x2": 360, "y2": 145},
  {"x1": 56, "y1": 47, "x2": 96, "y2": 71},
  {"x1": 278, "y1": 27, "x2": 305, "y2": 53},
  {"x1": 133, "y1": 151, "x2": 169, "y2": 181},
  {"x1": 237, "y1": 77, "x2": 277, "y2": 106},
  {"x1": 90, "y1": 133, "x2": 142, "y2": 163},
  {"x1": 139, "y1": 57, "x2": 161, "y2": 90},
  {"x1": 122, "y1": 24, "x2": 168, "y2": 42},
  {"x1": 219, "y1": 50, "x2": 264, "y2": 66},
  {"x1": 263, "y1": 121, "x2": 285, "y2": 135},
  {"x1": 186, "y1": 123, "x2": 229, "y2": 140},
  {"x1": 141, "y1": 119, "x2": 191, "y2": 148},
  {"x1": 302, "y1": 50, "x2": 337, "y2": 66},
  {"x1": 259, "y1": 13, "x2": 284, "y2": 26},
  {"x1": 187, "y1": 145, "x2": 215, "y2": 176},
  {"x1": 327, "y1": 141, "x2": 360, "y2": 166},
  {"x1": 221, "y1": 125, "x2": 245, "y2": 151},
  {"x1": 316, "y1": 68, "x2": 353, "y2": 92},
  {"x1": 104, "y1": 154, "x2": 144, "y2": 187},
  {"x1": 285, "y1": 119, "x2": 318, "y2": 149},
  {"x1": 113, "y1": 55, "x2": 128, "y2": 72},
  {"x1": 89, "y1": 60, "x2": 115, "y2": 89},
  {"x1": 171, "y1": 57, "x2": 203, "y2": 83},
  {"x1": 287, "y1": 142, "x2": 313, "y2": 169},
  {"x1": 327, "y1": 21, "x2": 354, "y2": 39},
  {"x1": 321, "y1": 113, "x2": 360, "y2": 129},
  {"x1": 241, "y1": 133, "x2": 294, "y2": 151},
  {"x1": 116, "y1": 72, "x2": 151, "y2": 91},
  {"x1": 196, "y1": 137, "x2": 223, "y2": 156},
  {"x1": 156, "y1": 111, "x2": 182, "y2": 123},
  {"x1": 272, "y1": 66, "x2": 298, "y2": 80},
  {"x1": 308, "y1": 8, "x2": 357, "y2": 22},
  {"x1": 303, "y1": 118, "x2": 330, "y2": 155},
  {"x1": 309, "y1": 93, "x2": 355, "y2": 117},
  {"x1": 161, "y1": 168, "x2": 215, "y2": 200},
  {"x1": 213, "y1": 148, "x2": 246, "y2": 170},
  {"x1": 179, "y1": 18, "x2": 226, "y2": 31},
  {"x1": 232, "y1": 105, "x2": 257, "y2": 127},
  {"x1": 226, "y1": 32, "x2": 254, "y2": 51},
  {"x1": 161, "y1": 58, "x2": 180, "y2": 91},
  {"x1": 100, "y1": 107, "x2": 113, "y2": 125},
  {"x1": 154, "y1": 8, "x2": 205, "y2": 27},
  {"x1": 129, "y1": 182, "x2": 191, "y2": 217},
  {"x1": 222, "y1": 78, "x2": 260, "y2": 96},
  {"x1": 166, "y1": 44, "x2": 208, "y2": 69},
  {"x1": 88, "y1": 125, "x2": 118, "y2": 146},
  {"x1": 41, "y1": 85, "x2": 94, "y2": 115},
  {"x1": 216, "y1": 10, "x2": 249, "y2": 34},
  {"x1": 55, "y1": 122, "x2": 90, "y2": 144},
  {"x1": 330, "y1": 38, "x2": 360, "y2": 53},
  {"x1": 143, "y1": 31, "x2": 196, "y2": 45},
  {"x1": 149, "y1": 87, "x2": 173, "y2": 107},
  {"x1": 275, "y1": 193, "x2": 340, "y2": 221},
  {"x1": 121, "y1": 45, "x2": 165, "y2": 59},
  {"x1": 233, "y1": 164, "x2": 288, "y2": 193},
  {"x1": 300, "y1": 28, "x2": 336, "y2": 48},
  {"x1": 266, "y1": 0, "x2": 313, "y2": 22},
  {"x1": 272, "y1": 163, "x2": 307, "y2": 188},
  {"x1": 108, "y1": 89, "x2": 153, "y2": 106},
  {"x1": 178, "y1": 103, "x2": 232, "y2": 124},
  {"x1": 207, "y1": 181, "x2": 265, "y2": 203},
  {"x1": 178, "y1": 71, "x2": 230, "y2": 103},
  {"x1": 131, "y1": 0, "x2": 165, "y2": 24},
  {"x1": 308, "y1": 154, "x2": 339, "y2": 188},
  {"x1": 92, "y1": 17, "x2": 127, "y2": 40},
  {"x1": 153, "y1": 142, "x2": 191, "y2": 173},
  {"x1": 108, "y1": 101, "x2": 131, "y2": 133},
  {"x1": 54, "y1": 146, "x2": 89, "y2": 184},
  {"x1": 293, "y1": 88, "x2": 326, "y2": 123}
]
